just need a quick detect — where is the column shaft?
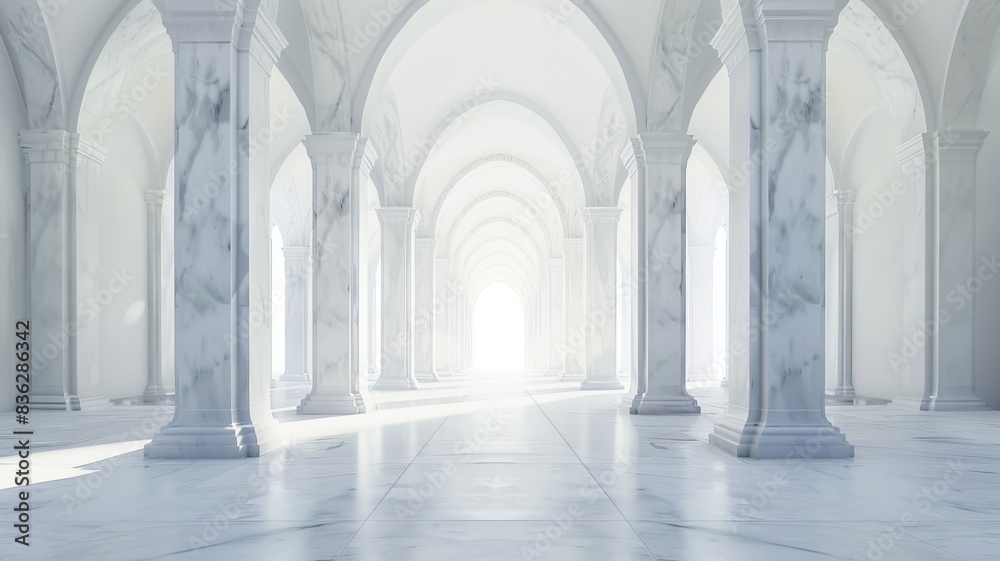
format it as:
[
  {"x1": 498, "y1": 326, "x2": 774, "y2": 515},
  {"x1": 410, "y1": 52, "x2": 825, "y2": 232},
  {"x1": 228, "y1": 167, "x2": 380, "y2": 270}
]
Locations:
[
  {"x1": 143, "y1": 190, "x2": 174, "y2": 403},
  {"x1": 375, "y1": 207, "x2": 420, "y2": 390},
  {"x1": 582, "y1": 208, "x2": 623, "y2": 390},
  {"x1": 562, "y1": 238, "x2": 586, "y2": 380},
  {"x1": 834, "y1": 191, "x2": 856, "y2": 398},
  {"x1": 414, "y1": 238, "x2": 438, "y2": 381}
]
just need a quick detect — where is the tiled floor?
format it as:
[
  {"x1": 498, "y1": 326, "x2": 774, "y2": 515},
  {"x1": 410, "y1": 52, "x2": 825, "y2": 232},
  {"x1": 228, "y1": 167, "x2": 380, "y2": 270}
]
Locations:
[{"x1": 1, "y1": 371, "x2": 998, "y2": 560}]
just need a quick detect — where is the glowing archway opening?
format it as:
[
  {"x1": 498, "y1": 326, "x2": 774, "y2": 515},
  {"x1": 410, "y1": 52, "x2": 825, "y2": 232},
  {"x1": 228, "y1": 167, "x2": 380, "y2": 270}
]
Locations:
[{"x1": 472, "y1": 283, "x2": 525, "y2": 371}]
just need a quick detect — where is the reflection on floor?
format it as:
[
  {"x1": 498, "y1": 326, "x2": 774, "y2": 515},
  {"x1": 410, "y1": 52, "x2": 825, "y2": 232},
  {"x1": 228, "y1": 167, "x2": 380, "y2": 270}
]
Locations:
[{"x1": 1, "y1": 371, "x2": 998, "y2": 560}]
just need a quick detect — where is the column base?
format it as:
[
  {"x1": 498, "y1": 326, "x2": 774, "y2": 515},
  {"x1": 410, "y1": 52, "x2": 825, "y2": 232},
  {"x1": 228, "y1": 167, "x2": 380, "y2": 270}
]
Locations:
[
  {"x1": 560, "y1": 371, "x2": 584, "y2": 382},
  {"x1": 279, "y1": 372, "x2": 311, "y2": 384},
  {"x1": 416, "y1": 372, "x2": 440, "y2": 383},
  {"x1": 144, "y1": 419, "x2": 287, "y2": 459},
  {"x1": 297, "y1": 393, "x2": 366, "y2": 415},
  {"x1": 581, "y1": 379, "x2": 624, "y2": 391},
  {"x1": 720, "y1": 376, "x2": 729, "y2": 388},
  {"x1": 747, "y1": 422, "x2": 854, "y2": 459},
  {"x1": 833, "y1": 386, "x2": 856, "y2": 399},
  {"x1": 142, "y1": 392, "x2": 176, "y2": 406},
  {"x1": 927, "y1": 394, "x2": 989, "y2": 412},
  {"x1": 709, "y1": 414, "x2": 759, "y2": 457},
  {"x1": 633, "y1": 394, "x2": 701, "y2": 415},
  {"x1": 891, "y1": 395, "x2": 932, "y2": 410},
  {"x1": 435, "y1": 369, "x2": 452, "y2": 378},
  {"x1": 622, "y1": 393, "x2": 643, "y2": 413},
  {"x1": 65, "y1": 394, "x2": 110, "y2": 411},
  {"x1": 373, "y1": 377, "x2": 419, "y2": 391}
]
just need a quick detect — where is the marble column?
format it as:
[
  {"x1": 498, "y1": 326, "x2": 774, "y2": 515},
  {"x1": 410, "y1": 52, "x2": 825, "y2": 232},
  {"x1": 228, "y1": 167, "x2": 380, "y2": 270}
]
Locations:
[
  {"x1": 617, "y1": 269, "x2": 629, "y2": 376},
  {"x1": 581, "y1": 208, "x2": 623, "y2": 390},
  {"x1": 709, "y1": 0, "x2": 853, "y2": 458},
  {"x1": 434, "y1": 258, "x2": 452, "y2": 376},
  {"x1": 929, "y1": 130, "x2": 990, "y2": 410},
  {"x1": 298, "y1": 134, "x2": 373, "y2": 414},
  {"x1": 462, "y1": 296, "x2": 473, "y2": 369},
  {"x1": 834, "y1": 190, "x2": 856, "y2": 399},
  {"x1": 367, "y1": 277, "x2": 379, "y2": 379},
  {"x1": 547, "y1": 259, "x2": 566, "y2": 375},
  {"x1": 687, "y1": 246, "x2": 715, "y2": 386},
  {"x1": 562, "y1": 238, "x2": 586, "y2": 380},
  {"x1": 146, "y1": 0, "x2": 287, "y2": 458},
  {"x1": 894, "y1": 134, "x2": 933, "y2": 409},
  {"x1": 376, "y1": 208, "x2": 420, "y2": 390},
  {"x1": 20, "y1": 131, "x2": 109, "y2": 410},
  {"x1": 143, "y1": 190, "x2": 174, "y2": 404},
  {"x1": 631, "y1": 134, "x2": 701, "y2": 414},
  {"x1": 279, "y1": 246, "x2": 310, "y2": 384},
  {"x1": 538, "y1": 276, "x2": 550, "y2": 373},
  {"x1": 448, "y1": 278, "x2": 461, "y2": 373},
  {"x1": 414, "y1": 238, "x2": 438, "y2": 381}
]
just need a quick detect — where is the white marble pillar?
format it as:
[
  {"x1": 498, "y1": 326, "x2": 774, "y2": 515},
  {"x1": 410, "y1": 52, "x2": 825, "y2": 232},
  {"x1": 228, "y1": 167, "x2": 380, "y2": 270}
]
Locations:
[
  {"x1": 376, "y1": 208, "x2": 420, "y2": 390},
  {"x1": 367, "y1": 277, "x2": 380, "y2": 378},
  {"x1": 581, "y1": 208, "x2": 623, "y2": 390},
  {"x1": 449, "y1": 277, "x2": 462, "y2": 373},
  {"x1": 146, "y1": 0, "x2": 287, "y2": 458},
  {"x1": 298, "y1": 134, "x2": 373, "y2": 414},
  {"x1": 20, "y1": 131, "x2": 109, "y2": 410},
  {"x1": 414, "y1": 238, "x2": 438, "y2": 381},
  {"x1": 434, "y1": 258, "x2": 452, "y2": 376},
  {"x1": 462, "y1": 296, "x2": 473, "y2": 369},
  {"x1": 709, "y1": 1, "x2": 853, "y2": 459},
  {"x1": 562, "y1": 238, "x2": 586, "y2": 380},
  {"x1": 631, "y1": 134, "x2": 701, "y2": 414},
  {"x1": 538, "y1": 277, "x2": 550, "y2": 373},
  {"x1": 834, "y1": 190, "x2": 856, "y2": 399},
  {"x1": 143, "y1": 190, "x2": 174, "y2": 403},
  {"x1": 894, "y1": 134, "x2": 933, "y2": 408},
  {"x1": 929, "y1": 130, "x2": 990, "y2": 410},
  {"x1": 547, "y1": 259, "x2": 566, "y2": 375},
  {"x1": 617, "y1": 270, "x2": 629, "y2": 376},
  {"x1": 687, "y1": 246, "x2": 715, "y2": 385},
  {"x1": 279, "y1": 246, "x2": 310, "y2": 384}
]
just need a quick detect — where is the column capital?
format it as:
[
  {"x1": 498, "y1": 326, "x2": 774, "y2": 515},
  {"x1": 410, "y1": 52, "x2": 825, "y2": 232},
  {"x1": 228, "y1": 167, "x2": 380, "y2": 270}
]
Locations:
[
  {"x1": 153, "y1": 0, "x2": 245, "y2": 46},
  {"x1": 752, "y1": 0, "x2": 847, "y2": 45},
  {"x1": 70, "y1": 135, "x2": 108, "y2": 170},
  {"x1": 933, "y1": 129, "x2": 990, "y2": 157},
  {"x1": 546, "y1": 257, "x2": 564, "y2": 270},
  {"x1": 638, "y1": 133, "x2": 696, "y2": 164},
  {"x1": 304, "y1": 133, "x2": 361, "y2": 165},
  {"x1": 583, "y1": 207, "x2": 623, "y2": 224},
  {"x1": 415, "y1": 237, "x2": 436, "y2": 251},
  {"x1": 621, "y1": 137, "x2": 643, "y2": 177},
  {"x1": 563, "y1": 237, "x2": 584, "y2": 250},
  {"x1": 19, "y1": 130, "x2": 71, "y2": 164},
  {"x1": 434, "y1": 258, "x2": 451, "y2": 270},
  {"x1": 237, "y1": 6, "x2": 287, "y2": 72},
  {"x1": 713, "y1": 3, "x2": 757, "y2": 71},
  {"x1": 834, "y1": 189, "x2": 857, "y2": 204},
  {"x1": 282, "y1": 245, "x2": 310, "y2": 260},
  {"x1": 144, "y1": 189, "x2": 174, "y2": 208},
  {"x1": 376, "y1": 206, "x2": 421, "y2": 230},
  {"x1": 354, "y1": 137, "x2": 378, "y2": 176}
]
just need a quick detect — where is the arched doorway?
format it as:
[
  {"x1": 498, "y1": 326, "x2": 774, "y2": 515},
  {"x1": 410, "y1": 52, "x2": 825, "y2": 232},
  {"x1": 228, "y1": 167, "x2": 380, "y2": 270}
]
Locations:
[{"x1": 472, "y1": 283, "x2": 525, "y2": 371}]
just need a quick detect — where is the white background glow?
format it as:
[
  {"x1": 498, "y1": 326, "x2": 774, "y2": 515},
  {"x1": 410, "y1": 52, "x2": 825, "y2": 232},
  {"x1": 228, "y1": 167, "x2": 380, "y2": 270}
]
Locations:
[{"x1": 472, "y1": 283, "x2": 525, "y2": 370}]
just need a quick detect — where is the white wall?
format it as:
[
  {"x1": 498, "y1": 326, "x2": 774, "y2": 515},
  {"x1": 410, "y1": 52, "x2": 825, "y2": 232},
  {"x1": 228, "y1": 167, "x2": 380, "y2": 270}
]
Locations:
[{"x1": 0, "y1": 39, "x2": 27, "y2": 413}]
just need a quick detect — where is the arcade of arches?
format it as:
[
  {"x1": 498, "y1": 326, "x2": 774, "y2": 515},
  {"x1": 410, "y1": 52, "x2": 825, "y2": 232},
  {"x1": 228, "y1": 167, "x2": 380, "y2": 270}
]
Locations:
[{"x1": 2, "y1": 0, "x2": 1000, "y2": 558}]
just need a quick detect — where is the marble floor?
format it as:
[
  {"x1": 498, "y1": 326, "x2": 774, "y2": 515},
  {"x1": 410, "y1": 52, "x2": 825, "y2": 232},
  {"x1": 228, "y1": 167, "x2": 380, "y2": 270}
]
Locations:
[{"x1": 1, "y1": 371, "x2": 999, "y2": 560}]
